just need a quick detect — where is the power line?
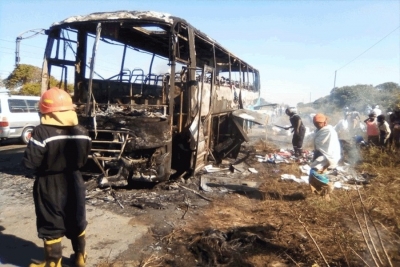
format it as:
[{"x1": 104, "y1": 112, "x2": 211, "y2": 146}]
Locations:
[
  {"x1": 0, "y1": 38, "x2": 14, "y2": 43},
  {"x1": 0, "y1": 38, "x2": 45, "y2": 49},
  {"x1": 336, "y1": 25, "x2": 400, "y2": 71},
  {"x1": 0, "y1": 46, "x2": 14, "y2": 50}
]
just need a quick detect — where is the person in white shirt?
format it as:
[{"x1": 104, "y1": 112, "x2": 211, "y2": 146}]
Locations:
[
  {"x1": 372, "y1": 105, "x2": 382, "y2": 116},
  {"x1": 334, "y1": 113, "x2": 350, "y2": 141},
  {"x1": 309, "y1": 113, "x2": 341, "y2": 201},
  {"x1": 377, "y1": 114, "x2": 391, "y2": 148}
]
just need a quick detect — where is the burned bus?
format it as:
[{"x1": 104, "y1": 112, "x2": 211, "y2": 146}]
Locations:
[{"x1": 39, "y1": 11, "x2": 261, "y2": 186}]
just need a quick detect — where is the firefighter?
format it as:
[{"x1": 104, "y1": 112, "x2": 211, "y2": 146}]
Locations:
[
  {"x1": 22, "y1": 87, "x2": 91, "y2": 267},
  {"x1": 284, "y1": 107, "x2": 306, "y2": 157}
]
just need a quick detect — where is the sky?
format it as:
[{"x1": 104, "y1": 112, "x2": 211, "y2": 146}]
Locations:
[{"x1": 0, "y1": 0, "x2": 399, "y2": 106}]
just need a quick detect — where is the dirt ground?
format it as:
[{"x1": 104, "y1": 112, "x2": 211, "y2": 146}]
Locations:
[{"x1": 1, "y1": 125, "x2": 400, "y2": 267}]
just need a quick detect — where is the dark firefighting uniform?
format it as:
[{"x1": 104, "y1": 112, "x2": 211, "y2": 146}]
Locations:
[
  {"x1": 23, "y1": 124, "x2": 91, "y2": 240},
  {"x1": 289, "y1": 113, "x2": 306, "y2": 153}
]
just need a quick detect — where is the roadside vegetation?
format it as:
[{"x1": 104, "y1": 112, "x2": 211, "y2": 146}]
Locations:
[
  {"x1": 298, "y1": 82, "x2": 400, "y2": 117},
  {"x1": 1, "y1": 64, "x2": 73, "y2": 95}
]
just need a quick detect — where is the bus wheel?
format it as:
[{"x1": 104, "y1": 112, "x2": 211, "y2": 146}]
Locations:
[{"x1": 21, "y1": 127, "x2": 34, "y2": 144}]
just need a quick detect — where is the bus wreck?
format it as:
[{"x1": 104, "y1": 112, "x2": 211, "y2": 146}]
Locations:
[{"x1": 39, "y1": 11, "x2": 261, "y2": 187}]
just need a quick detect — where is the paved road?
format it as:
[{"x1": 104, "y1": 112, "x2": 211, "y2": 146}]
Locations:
[
  {"x1": 0, "y1": 140, "x2": 149, "y2": 267},
  {"x1": 0, "y1": 138, "x2": 26, "y2": 152}
]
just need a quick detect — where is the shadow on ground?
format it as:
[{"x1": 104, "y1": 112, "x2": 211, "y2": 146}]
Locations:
[{"x1": 0, "y1": 225, "x2": 71, "y2": 266}]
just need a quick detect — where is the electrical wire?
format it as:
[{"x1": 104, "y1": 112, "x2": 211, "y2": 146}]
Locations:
[
  {"x1": 0, "y1": 38, "x2": 45, "y2": 49},
  {"x1": 336, "y1": 25, "x2": 400, "y2": 71}
]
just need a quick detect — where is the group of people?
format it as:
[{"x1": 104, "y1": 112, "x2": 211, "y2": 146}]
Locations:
[
  {"x1": 337, "y1": 105, "x2": 394, "y2": 148},
  {"x1": 364, "y1": 112, "x2": 391, "y2": 147},
  {"x1": 363, "y1": 105, "x2": 400, "y2": 148},
  {"x1": 283, "y1": 104, "x2": 400, "y2": 200}
]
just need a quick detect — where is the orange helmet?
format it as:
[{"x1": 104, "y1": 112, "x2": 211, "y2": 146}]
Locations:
[{"x1": 39, "y1": 87, "x2": 74, "y2": 114}]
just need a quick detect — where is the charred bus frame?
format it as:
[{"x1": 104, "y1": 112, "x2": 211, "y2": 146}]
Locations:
[{"x1": 40, "y1": 11, "x2": 261, "y2": 186}]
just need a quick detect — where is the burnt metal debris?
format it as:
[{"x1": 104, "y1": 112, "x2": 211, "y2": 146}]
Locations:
[{"x1": 38, "y1": 11, "x2": 263, "y2": 187}]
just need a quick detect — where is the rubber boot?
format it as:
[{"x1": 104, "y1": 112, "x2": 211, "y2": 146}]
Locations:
[
  {"x1": 29, "y1": 238, "x2": 62, "y2": 267},
  {"x1": 297, "y1": 148, "x2": 303, "y2": 158},
  {"x1": 71, "y1": 231, "x2": 87, "y2": 267},
  {"x1": 293, "y1": 147, "x2": 300, "y2": 157}
]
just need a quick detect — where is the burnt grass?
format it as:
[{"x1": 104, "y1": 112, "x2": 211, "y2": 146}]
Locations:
[{"x1": 92, "y1": 138, "x2": 400, "y2": 267}]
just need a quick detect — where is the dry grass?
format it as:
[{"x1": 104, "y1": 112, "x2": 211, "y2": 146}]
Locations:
[
  {"x1": 96, "y1": 140, "x2": 400, "y2": 266},
  {"x1": 162, "y1": 142, "x2": 400, "y2": 266}
]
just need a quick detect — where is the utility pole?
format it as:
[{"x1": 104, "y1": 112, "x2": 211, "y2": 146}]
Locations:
[
  {"x1": 333, "y1": 70, "x2": 337, "y2": 88},
  {"x1": 15, "y1": 29, "x2": 45, "y2": 67}
]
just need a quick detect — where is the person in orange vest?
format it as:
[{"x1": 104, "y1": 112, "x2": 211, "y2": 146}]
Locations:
[
  {"x1": 23, "y1": 87, "x2": 91, "y2": 267},
  {"x1": 363, "y1": 112, "x2": 379, "y2": 146}
]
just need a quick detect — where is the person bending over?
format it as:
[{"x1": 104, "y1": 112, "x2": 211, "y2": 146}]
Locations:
[
  {"x1": 309, "y1": 113, "x2": 341, "y2": 201},
  {"x1": 284, "y1": 107, "x2": 306, "y2": 157}
]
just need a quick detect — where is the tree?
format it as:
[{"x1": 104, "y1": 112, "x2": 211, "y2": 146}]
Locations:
[
  {"x1": 329, "y1": 84, "x2": 378, "y2": 111},
  {"x1": 4, "y1": 64, "x2": 73, "y2": 96},
  {"x1": 4, "y1": 64, "x2": 41, "y2": 91},
  {"x1": 18, "y1": 82, "x2": 41, "y2": 95},
  {"x1": 376, "y1": 82, "x2": 400, "y2": 93}
]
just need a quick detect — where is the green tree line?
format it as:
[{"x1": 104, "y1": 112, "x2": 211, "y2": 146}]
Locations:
[{"x1": 298, "y1": 82, "x2": 400, "y2": 114}]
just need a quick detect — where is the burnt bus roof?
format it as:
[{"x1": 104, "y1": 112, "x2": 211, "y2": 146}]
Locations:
[{"x1": 50, "y1": 10, "x2": 258, "y2": 73}]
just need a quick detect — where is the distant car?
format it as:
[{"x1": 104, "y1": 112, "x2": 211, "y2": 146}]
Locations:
[{"x1": 0, "y1": 93, "x2": 40, "y2": 144}]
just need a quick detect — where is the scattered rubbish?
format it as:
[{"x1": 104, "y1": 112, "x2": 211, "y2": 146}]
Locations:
[
  {"x1": 281, "y1": 174, "x2": 308, "y2": 184},
  {"x1": 282, "y1": 163, "x2": 375, "y2": 190},
  {"x1": 200, "y1": 176, "x2": 260, "y2": 193},
  {"x1": 230, "y1": 164, "x2": 244, "y2": 173},
  {"x1": 299, "y1": 165, "x2": 311, "y2": 175},
  {"x1": 248, "y1": 168, "x2": 258, "y2": 174},
  {"x1": 204, "y1": 164, "x2": 230, "y2": 173},
  {"x1": 256, "y1": 148, "x2": 313, "y2": 164},
  {"x1": 200, "y1": 178, "x2": 214, "y2": 192},
  {"x1": 178, "y1": 184, "x2": 213, "y2": 202},
  {"x1": 256, "y1": 153, "x2": 289, "y2": 164},
  {"x1": 190, "y1": 228, "x2": 274, "y2": 266}
]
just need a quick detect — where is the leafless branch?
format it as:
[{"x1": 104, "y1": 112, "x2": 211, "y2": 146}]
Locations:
[
  {"x1": 363, "y1": 203, "x2": 384, "y2": 265},
  {"x1": 178, "y1": 184, "x2": 213, "y2": 202},
  {"x1": 335, "y1": 230, "x2": 350, "y2": 267},
  {"x1": 297, "y1": 217, "x2": 330, "y2": 267},
  {"x1": 181, "y1": 194, "x2": 190, "y2": 219},
  {"x1": 349, "y1": 247, "x2": 372, "y2": 267},
  {"x1": 356, "y1": 187, "x2": 393, "y2": 267},
  {"x1": 347, "y1": 192, "x2": 379, "y2": 267},
  {"x1": 284, "y1": 251, "x2": 301, "y2": 267},
  {"x1": 139, "y1": 254, "x2": 164, "y2": 267},
  {"x1": 110, "y1": 186, "x2": 124, "y2": 209}
]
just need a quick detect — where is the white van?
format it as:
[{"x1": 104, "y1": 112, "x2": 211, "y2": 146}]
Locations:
[{"x1": 0, "y1": 92, "x2": 40, "y2": 144}]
